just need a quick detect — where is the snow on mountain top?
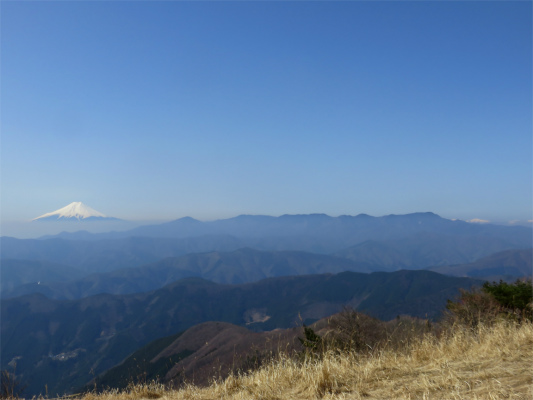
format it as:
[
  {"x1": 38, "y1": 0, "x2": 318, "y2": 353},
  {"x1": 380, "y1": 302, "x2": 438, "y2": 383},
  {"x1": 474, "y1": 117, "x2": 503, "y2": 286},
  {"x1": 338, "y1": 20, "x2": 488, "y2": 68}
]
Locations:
[{"x1": 33, "y1": 202, "x2": 109, "y2": 221}]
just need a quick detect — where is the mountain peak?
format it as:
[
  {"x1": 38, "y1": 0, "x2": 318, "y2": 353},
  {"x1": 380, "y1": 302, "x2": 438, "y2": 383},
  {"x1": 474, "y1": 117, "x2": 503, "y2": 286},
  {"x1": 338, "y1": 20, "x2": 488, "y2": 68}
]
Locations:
[{"x1": 32, "y1": 202, "x2": 114, "y2": 221}]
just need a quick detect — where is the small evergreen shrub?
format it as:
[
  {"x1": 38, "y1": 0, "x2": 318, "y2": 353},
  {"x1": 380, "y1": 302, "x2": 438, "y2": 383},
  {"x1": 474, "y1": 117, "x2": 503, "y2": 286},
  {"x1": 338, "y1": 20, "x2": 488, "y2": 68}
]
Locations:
[
  {"x1": 298, "y1": 324, "x2": 324, "y2": 358},
  {"x1": 482, "y1": 279, "x2": 533, "y2": 322}
]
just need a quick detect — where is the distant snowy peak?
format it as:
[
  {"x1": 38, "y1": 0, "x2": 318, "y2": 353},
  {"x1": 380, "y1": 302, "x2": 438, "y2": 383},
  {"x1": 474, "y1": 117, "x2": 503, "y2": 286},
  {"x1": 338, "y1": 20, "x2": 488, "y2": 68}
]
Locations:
[{"x1": 32, "y1": 202, "x2": 118, "y2": 221}]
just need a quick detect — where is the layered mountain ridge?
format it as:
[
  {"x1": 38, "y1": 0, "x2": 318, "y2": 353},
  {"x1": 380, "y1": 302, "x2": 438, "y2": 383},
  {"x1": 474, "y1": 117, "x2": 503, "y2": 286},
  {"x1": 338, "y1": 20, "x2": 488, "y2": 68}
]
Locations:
[{"x1": 2, "y1": 211, "x2": 531, "y2": 397}]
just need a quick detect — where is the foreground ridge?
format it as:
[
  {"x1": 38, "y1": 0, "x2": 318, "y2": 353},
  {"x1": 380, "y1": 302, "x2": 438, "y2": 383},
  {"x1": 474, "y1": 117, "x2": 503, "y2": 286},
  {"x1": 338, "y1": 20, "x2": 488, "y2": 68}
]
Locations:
[{"x1": 72, "y1": 321, "x2": 533, "y2": 400}]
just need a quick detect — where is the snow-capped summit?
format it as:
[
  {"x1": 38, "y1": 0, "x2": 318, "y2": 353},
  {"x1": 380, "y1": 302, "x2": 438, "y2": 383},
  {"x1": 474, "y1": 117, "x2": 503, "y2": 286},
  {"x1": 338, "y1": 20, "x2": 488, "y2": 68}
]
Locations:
[{"x1": 32, "y1": 202, "x2": 117, "y2": 221}]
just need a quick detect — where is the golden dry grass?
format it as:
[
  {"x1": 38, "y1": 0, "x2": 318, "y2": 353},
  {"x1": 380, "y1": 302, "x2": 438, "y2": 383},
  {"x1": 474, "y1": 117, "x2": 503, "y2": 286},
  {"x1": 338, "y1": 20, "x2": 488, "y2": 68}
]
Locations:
[{"x1": 72, "y1": 321, "x2": 533, "y2": 400}]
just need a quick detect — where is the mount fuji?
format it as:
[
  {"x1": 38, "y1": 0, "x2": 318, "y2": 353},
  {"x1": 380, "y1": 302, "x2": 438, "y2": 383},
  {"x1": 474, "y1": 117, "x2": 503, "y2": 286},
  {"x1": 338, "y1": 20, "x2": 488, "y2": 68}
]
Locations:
[{"x1": 32, "y1": 202, "x2": 119, "y2": 222}]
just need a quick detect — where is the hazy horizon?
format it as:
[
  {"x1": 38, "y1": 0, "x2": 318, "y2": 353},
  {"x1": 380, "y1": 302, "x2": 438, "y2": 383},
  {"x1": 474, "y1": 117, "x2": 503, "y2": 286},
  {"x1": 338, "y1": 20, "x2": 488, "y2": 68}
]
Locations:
[
  {"x1": 2, "y1": 2, "x2": 531, "y2": 229},
  {"x1": 2, "y1": 207, "x2": 532, "y2": 239}
]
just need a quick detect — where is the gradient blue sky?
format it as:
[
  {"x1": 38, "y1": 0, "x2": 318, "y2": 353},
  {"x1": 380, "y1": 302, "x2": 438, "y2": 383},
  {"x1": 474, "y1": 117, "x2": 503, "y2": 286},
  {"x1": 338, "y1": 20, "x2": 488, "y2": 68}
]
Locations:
[{"x1": 2, "y1": 1, "x2": 532, "y2": 227}]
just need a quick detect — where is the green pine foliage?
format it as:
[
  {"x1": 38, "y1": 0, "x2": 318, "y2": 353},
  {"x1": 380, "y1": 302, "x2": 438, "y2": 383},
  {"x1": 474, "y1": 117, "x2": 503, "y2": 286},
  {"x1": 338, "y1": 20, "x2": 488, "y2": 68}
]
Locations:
[
  {"x1": 482, "y1": 279, "x2": 532, "y2": 318},
  {"x1": 298, "y1": 325, "x2": 322, "y2": 352}
]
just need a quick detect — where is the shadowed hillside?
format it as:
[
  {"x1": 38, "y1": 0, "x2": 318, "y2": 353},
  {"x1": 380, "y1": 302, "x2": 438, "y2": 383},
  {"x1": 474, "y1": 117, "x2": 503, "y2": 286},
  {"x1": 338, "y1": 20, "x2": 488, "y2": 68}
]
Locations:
[
  {"x1": 2, "y1": 248, "x2": 375, "y2": 299},
  {"x1": 92, "y1": 321, "x2": 303, "y2": 391},
  {"x1": 0, "y1": 235, "x2": 246, "y2": 273},
  {"x1": 334, "y1": 233, "x2": 530, "y2": 270},
  {"x1": 0, "y1": 259, "x2": 84, "y2": 293},
  {"x1": 429, "y1": 248, "x2": 532, "y2": 281}
]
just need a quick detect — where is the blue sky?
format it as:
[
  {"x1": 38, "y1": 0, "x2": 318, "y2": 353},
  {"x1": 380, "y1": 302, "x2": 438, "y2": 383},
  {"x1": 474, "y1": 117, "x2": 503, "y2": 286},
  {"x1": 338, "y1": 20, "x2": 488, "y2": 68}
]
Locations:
[{"x1": 1, "y1": 1, "x2": 532, "y2": 228}]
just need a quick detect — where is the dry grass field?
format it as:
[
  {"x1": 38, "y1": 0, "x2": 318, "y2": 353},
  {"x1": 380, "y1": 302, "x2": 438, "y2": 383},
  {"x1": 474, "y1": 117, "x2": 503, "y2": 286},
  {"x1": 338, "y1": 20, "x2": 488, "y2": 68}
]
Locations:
[{"x1": 72, "y1": 320, "x2": 533, "y2": 400}]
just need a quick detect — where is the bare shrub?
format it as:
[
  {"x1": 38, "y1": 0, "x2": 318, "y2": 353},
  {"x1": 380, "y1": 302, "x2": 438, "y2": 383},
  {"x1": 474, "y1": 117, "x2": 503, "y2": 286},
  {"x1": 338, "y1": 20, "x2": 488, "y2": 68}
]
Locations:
[
  {"x1": 0, "y1": 370, "x2": 26, "y2": 400},
  {"x1": 443, "y1": 287, "x2": 504, "y2": 329},
  {"x1": 298, "y1": 308, "x2": 436, "y2": 360},
  {"x1": 324, "y1": 307, "x2": 388, "y2": 354},
  {"x1": 383, "y1": 315, "x2": 436, "y2": 352}
]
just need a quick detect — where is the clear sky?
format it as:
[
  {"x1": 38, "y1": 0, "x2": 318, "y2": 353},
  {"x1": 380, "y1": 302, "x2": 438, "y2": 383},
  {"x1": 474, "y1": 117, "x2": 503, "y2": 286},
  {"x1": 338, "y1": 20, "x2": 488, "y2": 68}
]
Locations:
[{"x1": 1, "y1": 1, "x2": 532, "y2": 228}]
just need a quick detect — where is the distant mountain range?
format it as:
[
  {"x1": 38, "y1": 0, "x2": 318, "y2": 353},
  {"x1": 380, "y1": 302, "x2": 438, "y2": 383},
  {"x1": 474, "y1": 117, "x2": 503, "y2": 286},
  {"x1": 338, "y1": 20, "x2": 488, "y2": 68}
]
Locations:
[
  {"x1": 334, "y1": 233, "x2": 528, "y2": 270},
  {"x1": 1, "y1": 248, "x2": 374, "y2": 299},
  {"x1": 0, "y1": 235, "x2": 246, "y2": 273},
  {"x1": 2, "y1": 213, "x2": 531, "y2": 275},
  {"x1": 1, "y1": 259, "x2": 84, "y2": 293},
  {"x1": 40, "y1": 212, "x2": 532, "y2": 252},
  {"x1": 429, "y1": 248, "x2": 532, "y2": 281},
  {"x1": 1, "y1": 270, "x2": 479, "y2": 396},
  {"x1": 3, "y1": 247, "x2": 531, "y2": 300}
]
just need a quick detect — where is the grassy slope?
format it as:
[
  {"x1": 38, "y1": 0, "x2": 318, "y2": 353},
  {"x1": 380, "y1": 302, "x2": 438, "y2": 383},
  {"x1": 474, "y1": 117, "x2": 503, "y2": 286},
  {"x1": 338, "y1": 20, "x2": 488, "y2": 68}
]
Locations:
[{"x1": 75, "y1": 321, "x2": 532, "y2": 400}]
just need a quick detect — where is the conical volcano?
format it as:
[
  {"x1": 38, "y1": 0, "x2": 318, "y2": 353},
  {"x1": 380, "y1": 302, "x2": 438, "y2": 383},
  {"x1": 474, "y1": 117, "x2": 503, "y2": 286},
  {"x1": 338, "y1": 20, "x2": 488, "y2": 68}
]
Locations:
[{"x1": 32, "y1": 202, "x2": 118, "y2": 221}]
